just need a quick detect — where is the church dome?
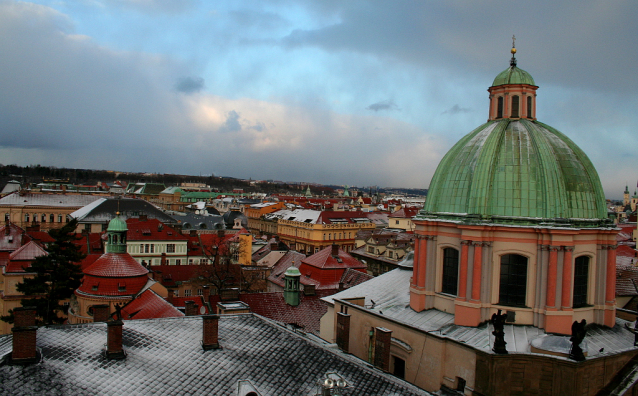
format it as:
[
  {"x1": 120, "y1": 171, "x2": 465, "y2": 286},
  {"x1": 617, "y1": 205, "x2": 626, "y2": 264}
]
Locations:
[
  {"x1": 421, "y1": 119, "x2": 607, "y2": 226},
  {"x1": 421, "y1": 49, "x2": 608, "y2": 227},
  {"x1": 107, "y1": 215, "x2": 128, "y2": 232},
  {"x1": 492, "y1": 66, "x2": 535, "y2": 86}
]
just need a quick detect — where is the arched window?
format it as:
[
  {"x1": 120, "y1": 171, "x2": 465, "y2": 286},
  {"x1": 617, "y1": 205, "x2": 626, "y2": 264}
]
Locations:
[
  {"x1": 499, "y1": 254, "x2": 528, "y2": 307},
  {"x1": 573, "y1": 256, "x2": 589, "y2": 308},
  {"x1": 527, "y1": 96, "x2": 532, "y2": 118},
  {"x1": 497, "y1": 97, "x2": 503, "y2": 119},
  {"x1": 511, "y1": 95, "x2": 519, "y2": 118},
  {"x1": 24, "y1": 214, "x2": 30, "y2": 223},
  {"x1": 50, "y1": 214, "x2": 55, "y2": 223},
  {"x1": 441, "y1": 248, "x2": 459, "y2": 295}
]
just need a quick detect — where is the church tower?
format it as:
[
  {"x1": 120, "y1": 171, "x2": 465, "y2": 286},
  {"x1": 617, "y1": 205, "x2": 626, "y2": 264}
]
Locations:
[{"x1": 410, "y1": 43, "x2": 616, "y2": 335}]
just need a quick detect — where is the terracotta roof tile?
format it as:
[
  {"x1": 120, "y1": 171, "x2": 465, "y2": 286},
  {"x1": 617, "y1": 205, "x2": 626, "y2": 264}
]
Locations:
[
  {"x1": 121, "y1": 289, "x2": 184, "y2": 320},
  {"x1": 84, "y1": 253, "x2": 148, "y2": 277}
]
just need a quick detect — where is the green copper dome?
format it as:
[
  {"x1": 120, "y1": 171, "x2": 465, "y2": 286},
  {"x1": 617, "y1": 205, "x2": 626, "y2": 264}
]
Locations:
[
  {"x1": 492, "y1": 66, "x2": 535, "y2": 86},
  {"x1": 107, "y1": 215, "x2": 128, "y2": 232},
  {"x1": 285, "y1": 267, "x2": 301, "y2": 277},
  {"x1": 420, "y1": 119, "x2": 608, "y2": 227}
]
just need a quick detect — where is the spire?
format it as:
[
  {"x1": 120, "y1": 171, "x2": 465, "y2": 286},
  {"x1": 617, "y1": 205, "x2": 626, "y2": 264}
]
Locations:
[{"x1": 510, "y1": 35, "x2": 517, "y2": 67}]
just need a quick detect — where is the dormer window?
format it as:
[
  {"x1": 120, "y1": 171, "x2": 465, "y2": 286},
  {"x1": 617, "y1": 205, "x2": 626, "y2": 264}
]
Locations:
[{"x1": 118, "y1": 283, "x2": 126, "y2": 292}]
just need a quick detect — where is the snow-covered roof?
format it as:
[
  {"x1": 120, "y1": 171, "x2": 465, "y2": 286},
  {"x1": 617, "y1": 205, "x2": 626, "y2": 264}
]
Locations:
[
  {"x1": 0, "y1": 314, "x2": 431, "y2": 395},
  {"x1": 0, "y1": 193, "x2": 102, "y2": 208},
  {"x1": 324, "y1": 268, "x2": 638, "y2": 358}
]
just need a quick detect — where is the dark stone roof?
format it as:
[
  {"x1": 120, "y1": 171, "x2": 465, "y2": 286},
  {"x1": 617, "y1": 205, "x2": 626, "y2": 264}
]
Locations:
[
  {"x1": 72, "y1": 197, "x2": 177, "y2": 225},
  {"x1": 0, "y1": 315, "x2": 430, "y2": 395}
]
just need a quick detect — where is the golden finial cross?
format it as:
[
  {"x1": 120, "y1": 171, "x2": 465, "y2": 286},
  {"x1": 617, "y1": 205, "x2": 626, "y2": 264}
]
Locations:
[{"x1": 512, "y1": 35, "x2": 516, "y2": 48}]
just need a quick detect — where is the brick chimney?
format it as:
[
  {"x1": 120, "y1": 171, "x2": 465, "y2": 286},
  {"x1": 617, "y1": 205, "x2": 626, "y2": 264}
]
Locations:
[
  {"x1": 160, "y1": 252, "x2": 167, "y2": 266},
  {"x1": 203, "y1": 286, "x2": 210, "y2": 302},
  {"x1": 5, "y1": 218, "x2": 10, "y2": 235},
  {"x1": 202, "y1": 315, "x2": 220, "y2": 350},
  {"x1": 139, "y1": 214, "x2": 148, "y2": 221},
  {"x1": 185, "y1": 300, "x2": 198, "y2": 316},
  {"x1": 93, "y1": 305, "x2": 110, "y2": 322},
  {"x1": 190, "y1": 229, "x2": 197, "y2": 237},
  {"x1": 331, "y1": 244, "x2": 339, "y2": 257},
  {"x1": 11, "y1": 307, "x2": 38, "y2": 364},
  {"x1": 217, "y1": 229, "x2": 225, "y2": 239},
  {"x1": 167, "y1": 288, "x2": 174, "y2": 304},
  {"x1": 107, "y1": 320, "x2": 125, "y2": 359}
]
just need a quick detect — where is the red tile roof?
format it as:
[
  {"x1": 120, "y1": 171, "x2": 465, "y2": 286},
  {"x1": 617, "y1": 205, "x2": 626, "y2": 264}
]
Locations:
[
  {"x1": 297, "y1": 245, "x2": 367, "y2": 289},
  {"x1": 26, "y1": 231, "x2": 55, "y2": 244},
  {"x1": 208, "y1": 290, "x2": 334, "y2": 335},
  {"x1": 77, "y1": 275, "x2": 149, "y2": 297},
  {"x1": 84, "y1": 253, "x2": 148, "y2": 277},
  {"x1": 389, "y1": 207, "x2": 420, "y2": 218},
  {"x1": 126, "y1": 218, "x2": 188, "y2": 242},
  {"x1": 149, "y1": 265, "x2": 199, "y2": 288},
  {"x1": 121, "y1": 289, "x2": 184, "y2": 320},
  {"x1": 617, "y1": 244, "x2": 638, "y2": 258},
  {"x1": 617, "y1": 264, "x2": 638, "y2": 297}
]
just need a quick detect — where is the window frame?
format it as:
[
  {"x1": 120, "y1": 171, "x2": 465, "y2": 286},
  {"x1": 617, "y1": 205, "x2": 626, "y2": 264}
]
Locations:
[
  {"x1": 573, "y1": 256, "x2": 590, "y2": 308},
  {"x1": 498, "y1": 254, "x2": 528, "y2": 307},
  {"x1": 441, "y1": 247, "x2": 459, "y2": 296}
]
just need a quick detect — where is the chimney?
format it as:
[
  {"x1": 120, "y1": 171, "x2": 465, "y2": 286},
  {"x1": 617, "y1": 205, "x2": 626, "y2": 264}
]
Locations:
[
  {"x1": 203, "y1": 285, "x2": 210, "y2": 302},
  {"x1": 217, "y1": 229, "x2": 225, "y2": 238},
  {"x1": 140, "y1": 214, "x2": 148, "y2": 221},
  {"x1": 11, "y1": 307, "x2": 38, "y2": 364},
  {"x1": 270, "y1": 242, "x2": 278, "y2": 251},
  {"x1": 93, "y1": 305, "x2": 110, "y2": 322},
  {"x1": 303, "y1": 284, "x2": 316, "y2": 296},
  {"x1": 107, "y1": 320, "x2": 125, "y2": 359},
  {"x1": 185, "y1": 300, "x2": 198, "y2": 316},
  {"x1": 160, "y1": 252, "x2": 167, "y2": 266},
  {"x1": 202, "y1": 315, "x2": 220, "y2": 350},
  {"x1": 5, "y1": 219, "x2": 10, "y2": 235},
  {"x1": 190, "y1": 229, "x2": 197, "y2": 237},
  {"x1": 331, "y1": 244, "x2": 339, "y2": 257},
  {"x1": 167, "y1": 288, "x2": 175, "y2": 304}
]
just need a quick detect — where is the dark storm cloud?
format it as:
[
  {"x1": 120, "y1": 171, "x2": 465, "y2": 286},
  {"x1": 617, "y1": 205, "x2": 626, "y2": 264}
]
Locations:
[
  {"x1": 366, "y1": 100, "x2": 399, "y2": 112},
  {"x1": 0, "y1": 2, "x2": 188, "y2": 158},
  {"x1": 281, "y1": 1, "x2": 638, "y2": 94},
  {"x1": 175, "y1": 76, "x2": 205, "y2": 93},
  {"x1": 442, "y1": 105, "x2": 471, "y2": 115},
  {"x1": 219, "y1": 110, "x2": 242, "y2": 133}
]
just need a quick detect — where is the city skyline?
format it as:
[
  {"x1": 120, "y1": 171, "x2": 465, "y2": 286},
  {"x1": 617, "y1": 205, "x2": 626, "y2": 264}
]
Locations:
[{"x1": 1, "y1": 1, "x2": 636, "y2": 198}]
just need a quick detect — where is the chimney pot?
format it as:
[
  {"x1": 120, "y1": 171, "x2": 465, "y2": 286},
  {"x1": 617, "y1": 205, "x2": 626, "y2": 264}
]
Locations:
[
  {"x1": 106, "y1": 320, "x2": 125, "y2": 359},
  {"x1": 203, "y1": 286, "x2": 210, "y2": 301},
  {"x1": 185, "y1": 300, "x2": 198, "y2": 316},
  {"x1": 92, "y1": 304, "x2": 110, "y2": 322},
  {"x1": 331, "y1": 244, "x2": 339, "y2": 257},
  {"x1": 11, "y1": 307, "x2": 38, "y2": 363},
  {"x1": 202, "y1": 315, "x2": 220, "y2": 350},
  {"x1": 167, "y1": 288, "x2": 175, "y2": 304}
]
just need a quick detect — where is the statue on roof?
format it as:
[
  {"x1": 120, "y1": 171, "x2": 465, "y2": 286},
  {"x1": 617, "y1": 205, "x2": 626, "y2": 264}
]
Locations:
[
  {"x1": 491, "y1": 309, "x2": 508, "y2": 354},
  {"x1": 569, "y1": 319, "x2": 587, "y2": 361}
]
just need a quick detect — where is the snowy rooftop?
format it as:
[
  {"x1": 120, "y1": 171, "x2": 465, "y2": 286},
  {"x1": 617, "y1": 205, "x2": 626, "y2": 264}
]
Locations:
[
  {"x1": 0, "y1": 314, "x2": 430, "y2": 396},
  {"x1": 0, "y1": 193, "x2": 101, "y2": 208},
  {"x1": 323, "y1": 269, "x2": 638, "y2": 359}
]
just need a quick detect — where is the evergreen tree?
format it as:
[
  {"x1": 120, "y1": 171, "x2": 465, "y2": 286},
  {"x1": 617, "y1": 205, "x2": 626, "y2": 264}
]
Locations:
[{"x1": 1, "y1": 219, "x2": 85, "y2": 325}]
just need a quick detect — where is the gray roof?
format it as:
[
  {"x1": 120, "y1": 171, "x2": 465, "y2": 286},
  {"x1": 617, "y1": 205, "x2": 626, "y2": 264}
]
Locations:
[
  {"x1": 170, "y1": 212, "x2": 225, "y2": 230},
  {"x1": 0, "y1": 192, "x2": 101, "y2": 208},
  {"x1": 70, "y1": 198, "x2": 177, "y2": 224},
  {"x1": 323, "y1": 268, "x2": 638, "y2": 359},
  {"x1": 0, "y1": 314, "x2": 430, "y2": 396}
]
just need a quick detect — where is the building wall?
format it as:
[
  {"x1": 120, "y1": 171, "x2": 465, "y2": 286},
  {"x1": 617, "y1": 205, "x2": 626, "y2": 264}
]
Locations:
[
  {"x1": 2, "y1": 206, "x2": 76, "y2": 231},
  {"x1": 277, "y1": 219, "x2": 376, "y2": 254},
  {"x1": 411, "y1": 220, "x2": 617, "y2": 334}
]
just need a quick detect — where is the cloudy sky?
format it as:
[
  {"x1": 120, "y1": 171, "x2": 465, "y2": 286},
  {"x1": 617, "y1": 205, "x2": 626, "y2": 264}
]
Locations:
[{"x1": 0, "y1": 1, "x2": 636, "y2": 197}]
